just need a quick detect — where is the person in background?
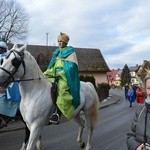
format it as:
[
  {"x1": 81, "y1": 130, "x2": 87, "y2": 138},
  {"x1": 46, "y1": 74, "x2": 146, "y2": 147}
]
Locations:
[
  {"x1": 126, "y1": 72, "x2": 150, "y2": 150},
  {"x1": 0, "y1": 40, "x2": 21, "y2": 129},
  {"x1": 136, "y1": 83, "x2": 145, "y2": 104},
  {"x1": 133, "y1": 84, "x2": 138, "y2": 101},
  {"x1": 127, "y1": 83, "x2": 135, "y2": 107},
  {"x1": 44, "y1": 32, "x2": 80, "y2": 124},
  {"x1": 124, "y1": 83, "x2": 129, "y2": 100}
]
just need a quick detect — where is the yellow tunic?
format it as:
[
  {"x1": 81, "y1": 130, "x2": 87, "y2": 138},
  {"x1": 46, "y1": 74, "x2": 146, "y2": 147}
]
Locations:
[{"x1": 44, "y1": 59, "x2": 74, "y2": 119}]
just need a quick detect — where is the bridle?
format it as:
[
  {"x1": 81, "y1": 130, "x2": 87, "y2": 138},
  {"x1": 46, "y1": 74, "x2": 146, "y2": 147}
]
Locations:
[
  {"x1": 0, "y1": 50, "x2": 25, "y2": 87},
  {"x1": 0, "y1": 50, "x2": 58, "y2": 88}
]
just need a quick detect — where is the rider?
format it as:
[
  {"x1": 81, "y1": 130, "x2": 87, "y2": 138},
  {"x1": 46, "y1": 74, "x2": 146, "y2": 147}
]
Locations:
[
  {"x1": 0, "y1": 40, "x2": 21, "y2": 129},
  {"x1": 44, "y1": 32, "x2": 80, "y2": 124}
]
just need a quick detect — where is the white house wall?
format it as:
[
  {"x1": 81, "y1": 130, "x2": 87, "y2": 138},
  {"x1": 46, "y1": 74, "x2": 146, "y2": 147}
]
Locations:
[{"x1": 80, "y1": 72, "x2": 108, "y2": 85}]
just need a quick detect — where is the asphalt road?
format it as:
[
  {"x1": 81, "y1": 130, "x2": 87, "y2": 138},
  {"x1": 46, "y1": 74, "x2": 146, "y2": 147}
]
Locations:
[{"x1": 0, "y1": 89, "x2": 139, "y2": 150}]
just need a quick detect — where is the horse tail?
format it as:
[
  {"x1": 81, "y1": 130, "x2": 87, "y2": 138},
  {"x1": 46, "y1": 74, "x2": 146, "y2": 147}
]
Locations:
[{"x1": 87, "y1": 82, "x2": 99, "y2": 127}]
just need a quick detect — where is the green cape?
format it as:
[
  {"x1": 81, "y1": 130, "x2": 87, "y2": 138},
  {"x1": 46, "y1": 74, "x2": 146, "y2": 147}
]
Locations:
[{"x1": 48, "y1": 46, "x2": 80, "y2": 108}]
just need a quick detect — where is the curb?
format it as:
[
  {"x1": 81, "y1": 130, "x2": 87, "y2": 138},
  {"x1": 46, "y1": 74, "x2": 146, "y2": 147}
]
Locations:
[{"x1": 99, "y1": 94, "x2": 121, "y2": 108}]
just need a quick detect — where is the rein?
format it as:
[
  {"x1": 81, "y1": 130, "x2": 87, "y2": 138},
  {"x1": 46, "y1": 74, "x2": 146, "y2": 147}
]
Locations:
[
  {"x1": 0, "y1": 49, "x2": 60, "y2": 86},
  {"x1": 13, "y1": 75, "x2": 58, "y2": 83},
  {"x1": 13, "y1": 77, "x2": 47, "y2": 82}
]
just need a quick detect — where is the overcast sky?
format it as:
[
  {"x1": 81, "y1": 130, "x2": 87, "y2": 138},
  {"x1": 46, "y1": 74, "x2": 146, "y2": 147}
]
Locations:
[{"x1": 18, "y1": 0, "x2": 150, "y2": 69}]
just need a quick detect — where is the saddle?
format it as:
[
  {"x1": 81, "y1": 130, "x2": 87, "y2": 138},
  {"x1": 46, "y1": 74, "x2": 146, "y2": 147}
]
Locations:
[{"x1": 50, "y1": 76, "x2": 59, "y2": 105}]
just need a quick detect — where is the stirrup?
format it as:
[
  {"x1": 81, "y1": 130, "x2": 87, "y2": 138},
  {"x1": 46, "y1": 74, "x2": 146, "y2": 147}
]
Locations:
[{"x1": 49, "y1": 113, "x2": 60, "y2": 124}]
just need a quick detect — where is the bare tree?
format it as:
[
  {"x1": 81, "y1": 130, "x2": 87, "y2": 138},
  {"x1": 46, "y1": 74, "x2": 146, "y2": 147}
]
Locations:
[{"x1": 0, "y1": 0, "x2": 29, "y2": 43}]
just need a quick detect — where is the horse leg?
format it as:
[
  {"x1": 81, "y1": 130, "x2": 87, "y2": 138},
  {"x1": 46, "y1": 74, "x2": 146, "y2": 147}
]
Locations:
[
  {"x1": 20, "y1": 125, "x2": 30, "y2": 150},
  {"x1": 16, "y1": 110, "x2": 29, "y2": 150},
  {"x1": 20, "y1": 126, "x2": 42, "y2": 150},
  {"x1": 36, "y1": 136, "x2": 42, "y2": 150},
  {"x1": 84, "y1": 104, "x2": 98, "y2": 150},
  {"x1": 19, "y1": 114, "x2": 42, "y2": 150},
  {"x1": 26, "y1": 126, "x2": 42, "y2": 150},
  {"x1": 85, "y1": 113, "x2": 94, "y2": 150},
  {"x1": 74, "y1": 113, "x2": 85, "y2": 148},
  {"x1": 18, "y1": 112, "x2": 30, "y2": 150}
]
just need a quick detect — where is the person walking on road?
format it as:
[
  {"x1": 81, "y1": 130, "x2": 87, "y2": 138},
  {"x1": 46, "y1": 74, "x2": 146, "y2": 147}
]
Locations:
[
  {"x1": 124, "y1": 83, "x2": 129, "y2": 100},
  {"x1": 127, "y1": 84, "x2": 135, "y2": 107},
  {"x1": 136, "y1": 83, "x2": 145, "y2": 104},
  {"x1": 0, "y1": 40, "x2": 21, "y2": 129}
]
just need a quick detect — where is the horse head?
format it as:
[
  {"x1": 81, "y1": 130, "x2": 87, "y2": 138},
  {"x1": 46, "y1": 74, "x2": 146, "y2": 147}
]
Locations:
[{"x1": 0, "y1": 44, "x2": 26, "y2": 88}]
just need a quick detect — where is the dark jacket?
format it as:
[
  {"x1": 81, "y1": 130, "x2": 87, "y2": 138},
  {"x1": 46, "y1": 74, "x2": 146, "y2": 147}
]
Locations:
[{"x1": 126, "y1": 106, "x2": 150, "y2": 150}]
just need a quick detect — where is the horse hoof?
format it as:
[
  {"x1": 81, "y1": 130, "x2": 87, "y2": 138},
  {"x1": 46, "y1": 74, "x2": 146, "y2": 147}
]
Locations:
[
  {"x1": 20, "y1": 143, "x2": 26, "y2": 150},
  {"x1": 80, "y1": 142, "x2": 85, "y2": 148}
]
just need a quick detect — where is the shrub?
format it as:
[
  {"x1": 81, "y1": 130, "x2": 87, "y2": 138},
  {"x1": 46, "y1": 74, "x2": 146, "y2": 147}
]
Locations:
[{"x1": 96, "y1": 83, "x2": 110, "y2": 101}]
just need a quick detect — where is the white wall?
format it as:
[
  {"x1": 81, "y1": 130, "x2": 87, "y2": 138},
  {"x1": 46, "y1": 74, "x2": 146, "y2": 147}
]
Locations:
[{"x1": 80, "y1": 72, "x2": 108, "y2": 85}]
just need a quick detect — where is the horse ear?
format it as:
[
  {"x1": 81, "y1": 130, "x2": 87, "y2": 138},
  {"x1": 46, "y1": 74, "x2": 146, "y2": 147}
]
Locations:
[
  {"x1": 11, "y1": 44, "x2": 18, "y2": 50},
  {"x1": 19, "y1": 44, "x2": 27, "y2": 52}
]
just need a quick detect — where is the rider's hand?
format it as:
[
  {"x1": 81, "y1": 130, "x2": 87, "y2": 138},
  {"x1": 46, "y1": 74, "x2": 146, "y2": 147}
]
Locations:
[
  {"x1": 136, "y1": 143, "x2": 145, "y2": 150},
  {"x1": 55, "y1": 74, "x2": 60, "y2": 77}
]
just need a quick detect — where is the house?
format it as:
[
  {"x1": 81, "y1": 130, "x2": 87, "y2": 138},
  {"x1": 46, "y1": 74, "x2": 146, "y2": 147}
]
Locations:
[
  {"x1": 75, "y1": 48, "x2": 110, "y2": 84},
  {"x1": 129, "y1": 64, "x2": 141, "y2": 85},
  {"x1": 107, "y1": 69, "x2": 122, "y2": 86},
  {"x1": 11, "y1": 44, "x2": 109, "y2": 85},
  {"x1": 114, "y1": 69, "x2": 122, "y2": 86},
  {"x1": 107, "y1": 60, "x2": 150, "y2": 86},
  {"x1": 137, "y1": 60, "x2": 150, "y2": 82},
  {"x1": 107, "y1": 69, "x2": 118, "y2": 85},
  {"x1": 107, "y1": 65, "x2": 141, "y2": 86}
]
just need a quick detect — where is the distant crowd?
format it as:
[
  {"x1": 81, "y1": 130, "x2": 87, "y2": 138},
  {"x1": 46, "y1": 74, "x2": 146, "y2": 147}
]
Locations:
[{"x1": 124, "y1": 83, "x2": 145, "y2": 107}]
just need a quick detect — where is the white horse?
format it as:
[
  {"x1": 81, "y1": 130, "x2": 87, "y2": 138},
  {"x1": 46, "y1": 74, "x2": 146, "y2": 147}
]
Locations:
[{"x1": 0, "y1": 45, "x2": 99, "y2": 150}]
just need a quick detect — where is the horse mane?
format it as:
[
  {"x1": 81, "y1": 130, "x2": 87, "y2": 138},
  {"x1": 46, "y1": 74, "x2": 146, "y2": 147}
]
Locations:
[{"x1": 23, "y1": 50, "x2": 46, "y2": 78}]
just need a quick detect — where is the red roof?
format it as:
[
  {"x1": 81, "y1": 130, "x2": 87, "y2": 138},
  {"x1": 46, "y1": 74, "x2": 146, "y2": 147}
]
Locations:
[{"x1": 107, "y1": 69, "x2": 119, "y2": 81}]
